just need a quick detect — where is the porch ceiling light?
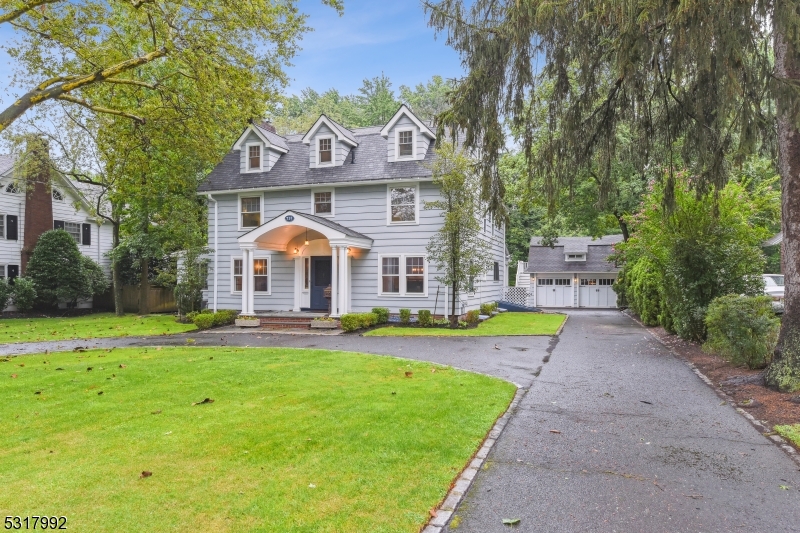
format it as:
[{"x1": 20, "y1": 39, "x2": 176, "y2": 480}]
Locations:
[{"x1": 293, "y1": 247, "x2": 299, "y2": 254}]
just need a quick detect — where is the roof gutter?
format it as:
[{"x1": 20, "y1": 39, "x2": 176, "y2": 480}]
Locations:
[{"x1": 196, "y1": 176, "x2": 435, "y2": 196}]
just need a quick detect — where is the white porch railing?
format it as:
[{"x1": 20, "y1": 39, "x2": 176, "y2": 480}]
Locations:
[{"x1": 515, "y1": 261, "x2": 530, "y2": 287}]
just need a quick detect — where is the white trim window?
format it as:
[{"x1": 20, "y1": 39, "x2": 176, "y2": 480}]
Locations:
[
  {"x1": 5, "y1": 182, "x2": 21, "y2": 194},
  {"x1": 64, "y1": 221, "x2": 81, "y2": 243},
  {"x1": 566, "y1": 254, "x2": 586, "y2": 261},
  {"x1": 318, "y1": 136, "x2": 333, "y2": 165},
  {"x1": 240, "y1": 196, "x2": 262, "y2": 228},
  {"x1": 397, "y1": 129, "x2": 414, "y2": 159},
  {"x1": 231, "y1": 256, "x2": 271, "y2": 294},
  {"x1": 0, "y1": 214, "x2": 4, "y2": 238},
  {"x1": 493, "y1": 261, "x2": 500, "y2": 282},
  {"x1": 247, "y1": 144, "x2": 262, "y2": 171},
  {"x1": 387, "y1": 184, "x2": 418, "y2": 224},
  {"x1": 313, "y1": 190, "x2": 334, "y2": 216},
  {"x1": 52, "y1": 188, "x2": 64, "y2": 201},
  {"x1": 379, "y1": 254, "x2": 427, "y2": 296}
]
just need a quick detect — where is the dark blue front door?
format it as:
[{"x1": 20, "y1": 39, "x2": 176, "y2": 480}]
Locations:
[{"x1": 310, "y1": 257, "x2": 332, "y2": 311}]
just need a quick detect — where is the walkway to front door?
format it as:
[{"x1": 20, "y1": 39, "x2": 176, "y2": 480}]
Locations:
[{"x1": 309, "y1": 256, "x2": 332, "y2": 311}]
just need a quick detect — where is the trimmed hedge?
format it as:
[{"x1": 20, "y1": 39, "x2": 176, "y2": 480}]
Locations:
[
  {"x1": 340, "y1": 312, "x2": 379, "y2": 332},
  {"x1": 480, "y1": 302, "x2": 497, "y2": 315},
  {"x1": 704, "y1": 295, "x2": 779, "y2": 369},
  {"x1": 418, "y1": 309, "x2": 432, "y2": 327},
  {"x1": 192, "y1": 313, "x2": 215, "y2": 330},
  {"x1": 466, "y1": 309, "x2": 480, "y2": 326},
  {"x1": 399, "y1": 308, "x2": 411, "y2": 325},
  {"x1": 371, "y1": 307, "x2": 390, "y2": 324},
  {"x1": 213, "y1": 309, "x2": 238, "y2": 326}
]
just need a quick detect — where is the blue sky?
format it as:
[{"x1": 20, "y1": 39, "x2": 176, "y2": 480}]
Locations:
[{"x1": 0, "y1": 1, "x2": 462, "y2": 110}]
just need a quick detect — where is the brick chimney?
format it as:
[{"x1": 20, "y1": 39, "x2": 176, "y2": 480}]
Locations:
[
  {"x1": 259, "y1": 120, "x2": 277, "y2": 133},
  {"x1": 21, "y1": 140, "x2": 54, "y2": 274}
]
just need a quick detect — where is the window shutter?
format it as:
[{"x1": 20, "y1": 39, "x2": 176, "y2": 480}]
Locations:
[
  {"x1": 82, "y1": 223, "x2": 91, "y2": 245},
  {"x1": 53, "y1": 220, "x2": 65, "y2": 230},
  {"x1": 7, "y1": 265, "x2": 19, "y2": 283},
  {"x1": 6, "y1": 215, "x2": 17, "y2": 240}
]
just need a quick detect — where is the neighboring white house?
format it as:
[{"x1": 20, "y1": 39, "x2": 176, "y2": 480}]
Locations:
[
  {"x1": 523, "y1": 235, "x2": 623, "y2": 308},
  {"x1": 0, "y1": 154, "x2": 114, "y2": 310},
  {"x1": 198, "y1": 105, "x2": 507, "y2": 317}
]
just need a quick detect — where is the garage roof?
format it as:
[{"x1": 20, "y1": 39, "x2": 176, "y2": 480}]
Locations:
[{"x1": 526, "y1": 235, "x2": 624, "y2": 273}]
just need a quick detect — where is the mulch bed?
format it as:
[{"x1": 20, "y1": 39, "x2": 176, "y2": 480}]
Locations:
[{"x1": 643, "y1": 322, "x2": 800, "y2": 447}]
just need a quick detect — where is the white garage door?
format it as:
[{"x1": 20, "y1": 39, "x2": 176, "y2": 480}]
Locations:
[
  {"x1": 536, "y1": 277, "x2": 573, "y2": 307},
  {"x1": 579, "y1": 277, "x2": 618, "y2": 307}
]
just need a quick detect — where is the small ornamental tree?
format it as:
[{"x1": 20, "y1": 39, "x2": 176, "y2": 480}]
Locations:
[
  {"x1": 26, "y1": 230, "x2": 91, "y2": 309},
  {"x1": 425, "y1": 143, "x2": 492, "y2": 327}
]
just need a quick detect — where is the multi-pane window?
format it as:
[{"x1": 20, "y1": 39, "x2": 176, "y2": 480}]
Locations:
[
  {"x1": 233, "y1": 259, "x2": 243, "y2": 292},
  {"x1": 253, "y1": 259, "x2": 269, "y2": 292},
  {"x1": 64, "y1": 222, "x2": 81, "y2": 243},
  {"x1": 241, "y1": 196, "x2": 261, "y2": 227},
  {"x1": 248, "y1": 145, "x2": 261, "y2": 170},
  {"x1": 537, "y1": 278, "x2": 553, "y2": 286},
  {"x1": 52, "y1": 189, "x2": 64, "y2": 201},
  {"x1": 599, "y1": 278, "x2": 614, "y2": 286},
  {"x1": 314, "y1": 192, "x2": 332, "y2": 214},
  {"x1": 567, "y1": 254, "x2": 586, "y2": 261},
  {"x1": 398, "y1": 130, "x2": 413, "y2": 157},
  {"x1": 389, "y1": 186, "x2": 416, "y2": 223},
  {"x1": 406, "y1": 257, "x2": 425, "y2": 293},
  {"x1": 580, "y1": 278, "x2": 597, "y2": 286},
  {"x1": 319, "y1": 138, "x2": 332, "y2": 163},
  {"x1": 0, "y1": 215, "x2": 4, "y2": 238},
  {"x1": 554, "y1": 278, "x2": 571, "y2": 285},
  {"x1": 5, "y1": 182, "x2": 20, "y2": 194},
  {"x1": 493, "y1": 261, "x2": 500, "y2": 282},
  {"x1": 381, "y1": 257, "x2": 400, "y2": 293}
]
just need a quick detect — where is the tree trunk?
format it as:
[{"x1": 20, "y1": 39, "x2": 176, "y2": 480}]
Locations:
[
  {"x1": 139, "y1": 257, "x2": 150, "y2": 315},
  {"x1": 111, "y1": 221, "x2": 124, "y2": 316},
  {"x1": 451, "y1": 279, "x2": 458, "y2": 328},
  {"x1": 765, "y1": 11, "x2": 800, "y2": 392},
  {"x1": 615, "y1": 211, "x2": 630, "y2": 241}
]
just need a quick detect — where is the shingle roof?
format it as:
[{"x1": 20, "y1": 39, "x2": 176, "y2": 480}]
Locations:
[
  {"x1": 254, "y1": 124, "x2": 289, "y2": 152},
  {"x1": 324, "y1": 115, "x2": 357, "y2": 145},
  {"x1": 199, "y1": 127, "x2": 437, "y2": 193},
  {"x1": 526, "y1": 235, "x2": 624, "y2": 273},
  {"x1": 0, "y1": 154, "x2": 15, "y2": 176},
  {"x1": 300, "y1": 211, "x2": 372, "y2": 241}
]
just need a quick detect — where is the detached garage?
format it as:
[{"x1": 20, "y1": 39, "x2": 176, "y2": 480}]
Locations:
[{"x1": 526, "y1": 235, "x2": 623, "y2": 308}]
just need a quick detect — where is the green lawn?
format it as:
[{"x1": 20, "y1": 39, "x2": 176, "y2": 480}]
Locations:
[
  {"x1": 364, "y1": 312, "x2": 566, "y2": 337},
  {"x1": 776, "y1": 424, "x2": 800, "y2": 448},
  {"x1": 0, "y1": 313, "x2": 196, "y2": 343},
  {"x1": 0, "y1": 347, "x2": 515, "y2": 532}
]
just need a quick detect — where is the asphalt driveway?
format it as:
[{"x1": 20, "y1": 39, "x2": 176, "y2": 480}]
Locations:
[{"x1": 3, "y1": 310, "x2": 799, "y2": 532}]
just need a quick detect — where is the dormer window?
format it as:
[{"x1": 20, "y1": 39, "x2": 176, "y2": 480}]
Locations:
[
  {"x1": 566, "y1": 254, "x2": 586, "y2": 261},
  {"x1": 318, "y1": 137, "x2": 332, "y2": 164},
  {"x1": 248, "y1": 145, "x2": 262, "y2": 171},
  {"x1": 398, "y1": 130, "x2": 413, "y2": 158}
]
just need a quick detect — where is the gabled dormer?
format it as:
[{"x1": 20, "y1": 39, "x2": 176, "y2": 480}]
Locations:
[
  {"x1": 302, "y1": 115, "x2": 358, "y2": 169},
  {"x1": 233, "y1": 122, "x2": 289, "y2": 174},
  {"x1": 380, "y1": 105, "x2": 436, "y2": 163}
]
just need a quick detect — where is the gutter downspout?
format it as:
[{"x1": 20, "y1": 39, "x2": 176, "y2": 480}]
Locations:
[{"x1": 207, "y1": 194, "x2": 218, "y2": 313}]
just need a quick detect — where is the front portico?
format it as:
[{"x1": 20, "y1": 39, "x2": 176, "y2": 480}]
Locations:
[{"x1": 237, "y1": 211, "x2": 372, "y2": 317}]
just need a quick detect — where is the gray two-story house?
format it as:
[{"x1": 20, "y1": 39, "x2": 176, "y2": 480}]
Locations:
[{"x1": 198, "y1": 105, "x2": 507, "y2": 317}]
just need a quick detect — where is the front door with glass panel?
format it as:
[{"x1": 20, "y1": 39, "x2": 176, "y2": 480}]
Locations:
[{"x1": 310, "y1": 257, "x2": 332, "y2": 311}]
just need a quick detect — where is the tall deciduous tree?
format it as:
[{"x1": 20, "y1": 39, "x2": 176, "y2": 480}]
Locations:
[
  {"x1": 0, "y1": 0, "x2": 342, "y2": 133},
  {"x1": 425, "y1": 143, "x2": 491, "y2": 326},
  {"x1": 426, "y1": 0, "x2": 800, "y2": 392}
]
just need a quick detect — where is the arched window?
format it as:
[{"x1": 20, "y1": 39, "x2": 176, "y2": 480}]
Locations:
[
  {"x1": 5, "y1": 182, "x2": 21, "y2": 194},
  {"x1": 52, "y1": 188, "x2": 65, "y2": 201}
]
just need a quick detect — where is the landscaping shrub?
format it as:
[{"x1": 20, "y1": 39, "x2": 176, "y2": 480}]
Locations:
[
  {"x1": 371, "y1": 307, "x2": 390, "y2": 324},
  {"x1": 418, "y1": 309, "x2": 432, "y2": 326},
  {"x1": 185, "y1": 311, "x2": 200, "y2": 323},
  {"x1": 704, "y1": 295, "x2": 779, "y2": 369},
  {"x1": 12, "y1": 278, "x2": 37, "y2": 313},
  {"x1": 26, "y1": 230, "x2": 92, "y2": 308},
  {"x1": 433, "y1": 318, "x2": 450, "y2": 327},
  {"x1": 192, "y1": 313, "x2": 215, "y2": 330},
  {"x1": 0, "y1": 278, "x2": 12, "y2": 311},
  {"x1": 360, "y1": 312, "x2": 378, "y2": 328},
  {"x1": 340, "y1": 312, "x2": 380, "y2": 332},
  {"x1": 480, "y1": 303, "x2": 495, "y2": 315},
  {"x1": 466, "y1": 309, "x2": 480, "y2": 326},
  {"x1": 213, "y1": 309, "x2": 238, "y2": 327},
  {"x1": 620, "y1": 258, "x2": 663, "y2": 326},
  {"x1": 399, "y1": 308, "x2": 411, "y2": 325},
  {"x1": 81, "y1": 255, "x2": 110, "y2": 297}
]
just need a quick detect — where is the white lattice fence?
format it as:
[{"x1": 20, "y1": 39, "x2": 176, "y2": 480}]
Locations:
[{"x1": 502, "y1": 286, "x2": 530, "y2": 307}]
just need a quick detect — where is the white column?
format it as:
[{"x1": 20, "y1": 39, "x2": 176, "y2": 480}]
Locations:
[
  {"x1": 338, "y1": 246, "x2": 348, "y2": 315},
  {"x1": 248, "y1": 249, "x2": 255, "y2": 314},
  {"x1": 330, "y1": 245, "x2": 339, "y2": 317},
  {"x1": 240, "y1": 247, "x2": 249, "y2": 314}
]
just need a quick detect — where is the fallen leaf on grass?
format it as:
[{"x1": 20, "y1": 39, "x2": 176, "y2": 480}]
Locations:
[
  {"x1": 549, "y1": 429, "x2": 561, "y2": 434},
  {"x1": 18, "y1": 363, "x2": 24, "y2": 367},
  {"x1": 11, "y1": 374, "x2": 17, "y2": 378},
  {"x1": 140, "y1": 471, "x2": 152, "y2": 479},
  {"x1": 34, "y1": 390, "x2": 41, "y2": 395},
  {"x1": 73, "y1": 347, "x2": 86, "y2": 353},
  {"x1": 405, "y1": 371, "x2": 413, "y2": 378},
  {"x1": 429, "y1": 509, "x2": 438, "y2": 518},
  {"x1": 119, "y1": 364, "x2": 127, "y2": 369},
  {"x1": 502, "y1": 518, "x2": 521, "y2": 526},
  {"x1": 192, "y1": 398, "x2": 215, "y2": 405},
  {"x1": 86, "y1": 367, "x2": 93, "y2": 371},
  {"x1": 55, "y1": 368, "x2": 63, "y2": 371},
  {"x1": 97, "y1": 391, "x2": 103, "y2": 396},
  {"x1": 151, "y1": 410, "x2": 162, "y2": 415}
]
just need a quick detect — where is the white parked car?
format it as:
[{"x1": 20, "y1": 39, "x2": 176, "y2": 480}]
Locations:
[{"x1": 763, "y1": 274, "x2": 785, "y2": 301}]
